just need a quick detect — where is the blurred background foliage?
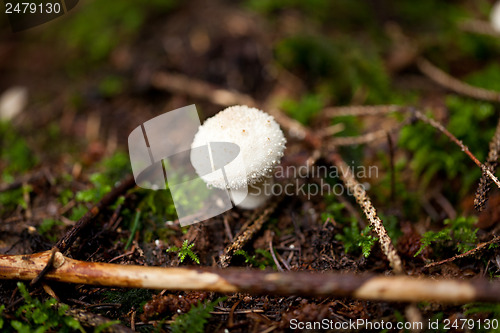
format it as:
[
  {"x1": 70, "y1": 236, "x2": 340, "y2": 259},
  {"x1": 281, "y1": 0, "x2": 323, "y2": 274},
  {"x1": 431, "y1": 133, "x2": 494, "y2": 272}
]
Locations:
[
  {"x1": 2, "y1": 0, "x2": 500, "y2": 329},
  {"x1": 1, "y1": 0, "x2": 500, "y2": 224}
]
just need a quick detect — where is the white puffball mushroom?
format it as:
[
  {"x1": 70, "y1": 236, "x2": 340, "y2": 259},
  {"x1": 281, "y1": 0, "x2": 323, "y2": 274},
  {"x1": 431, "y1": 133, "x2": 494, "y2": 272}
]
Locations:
[
  {"x1": 191, "y1": 105, "x2": 286, "y2": 209},
  {"x1": 491, "y1": 1, "x2": 500, "y2": 33},
  {"x1": 0, "y1": 86, "x2": 28, "y2": 121}
]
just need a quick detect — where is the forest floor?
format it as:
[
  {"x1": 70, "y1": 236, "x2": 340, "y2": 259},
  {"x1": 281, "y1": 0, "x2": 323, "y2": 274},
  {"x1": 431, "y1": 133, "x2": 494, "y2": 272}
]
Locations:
[{"x1": 2, "y1": 0, "x2": 500, "y2": 332}]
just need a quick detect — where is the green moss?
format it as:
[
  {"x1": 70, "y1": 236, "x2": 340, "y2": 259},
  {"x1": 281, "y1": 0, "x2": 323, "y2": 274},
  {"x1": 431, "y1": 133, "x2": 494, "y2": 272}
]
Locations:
[
  {"x1": 392, "y1": 0, "x2": 465, "y2": 32},
  {"x1": 415, "y1": 216, "x2": 478, "y2": 257},
  {"x1": 234, "y1": 248, "x2": 277, "y2": 270},
  {"x1": 0, "y1": 122, "x2": 37, "y2": 182},
  {"x1": 335, "y1": 220, "x2": 378, "y2": 258},
  {"x1": 170, "y1": 297, "x2": 225, "y2": 333},
  {"x1": 399, "y1": 96, "x2": 495, "y2": 196},
  {"x1": 465, "y1": 63, "x2": 500, "y2": 92},
  {"x1": 38, "y1": 218, "x2": 64, "y2": 242},
  {"x1": 98, "y1": 75, "x2": 125, "y2": 98},
  {"x1": 281, "y1": 94, "x2": 324, "y2": 125},
  {"x1": 322, "y1": 197, "x2": 379, "y2": 257},
  {"x1": 50, "y1": 0, "x2": 178, "y2": 67},
  {"x1": 246, "y1": 0, "x2": 374, "y2": 28},
  {"x1": 275, "y1": 34, "x2": 394, "y2": 104},
  {"x1": 74, "y1": 151, "x2": 131, "y2": 205},
  {"x1": 5, "y1": 282, "x2": 84, "y2": 332}
]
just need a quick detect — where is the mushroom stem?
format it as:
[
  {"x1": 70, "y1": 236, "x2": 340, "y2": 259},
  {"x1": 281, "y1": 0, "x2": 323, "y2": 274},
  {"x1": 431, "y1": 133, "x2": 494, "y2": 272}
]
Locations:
[{"x1": 231, "y1": 177, "x2": 274, "y2": 209}]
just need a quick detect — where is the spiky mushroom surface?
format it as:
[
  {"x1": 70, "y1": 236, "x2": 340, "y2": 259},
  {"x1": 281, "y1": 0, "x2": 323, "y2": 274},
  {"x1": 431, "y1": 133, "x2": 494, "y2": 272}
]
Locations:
[{"x1": 191, "y1": 105, "x2": 286, "y2": 208}]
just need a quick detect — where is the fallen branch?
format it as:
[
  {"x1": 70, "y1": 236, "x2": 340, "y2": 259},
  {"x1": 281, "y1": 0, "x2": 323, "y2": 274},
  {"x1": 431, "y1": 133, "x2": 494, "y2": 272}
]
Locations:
[
  {"x1": 55, "y1": 174, "x2": 136, "y2": 254},
  {"x1": 1, "y1": 250, "x2": 500, "y2": 303}
]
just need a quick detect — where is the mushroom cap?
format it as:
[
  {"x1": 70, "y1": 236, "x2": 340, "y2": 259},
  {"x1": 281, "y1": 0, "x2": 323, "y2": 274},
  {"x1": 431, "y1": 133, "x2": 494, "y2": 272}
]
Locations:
[
  {"x1": 191, "y1": 105, "x2": 286, "y2": 189},
  {"x1": 492, "y1": 1, "x2": 500, "y2": 32}
]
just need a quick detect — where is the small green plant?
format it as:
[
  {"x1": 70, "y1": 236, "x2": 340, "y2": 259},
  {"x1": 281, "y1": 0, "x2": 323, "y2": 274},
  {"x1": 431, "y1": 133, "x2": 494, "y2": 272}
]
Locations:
[
  {"x1": 125, "y1": 210, "x2": 142, "y2": 250},
  {"x1": 321, "y1": 200, "x2": 348, "y2": 224},
  {"x1": 0, "y1": 304, "x2": 5, "y2": 330},
  {"x1": 0, "y1": 121, "x2": 38, "y2": 183},
  {"x1": 399, "y1": 96, "x2": 495, "y2": 195},
  {"x1": 0, "y1": 184, "x2": 31, "y2": 213},
  {"x1": 167, "y1": 240, "x2": 200, "y2": 264},
  {"x1": 335, "y1": 220, "x2": 378, "y2": 258},
  {"x1": 466, "y1": 63, "x2": 500, "y2": 92},
  {"x1": 98, "y1": 75, "x2": 125, "y2": 98},
  {"x1": 9, "y1": 282, "x2": 84, "y2": 332},
  {"x1": 69, "y1": 151, "x2": 131, "y2": 221},
  {"x1": 321, "y1": 198, "x2": 378, "y2": 257},
  {"x1": 170, "y1": 297, "x2": 225, "y2": 333},
  {"x1": 281, "y1": 94, "x2": 324, "y2": 125},
  {"x1": 94, "y1": 321, "x2": 121, "y2": 333},
  {"x1": 75, "y1": 172, "x2": 113, "y2": 204},
  {"x1": 234, "y1": 249, "x2": 277, "y2": 270},
  {"x1": 0, "y1": 121, "x2": 37, "y2": 212},
  {"x1": 38, "y1": 218, "x2": 64, "y2": 242},
  {"x1": 464, "y1": 302, "x2": 500, "y2": 317},
  {"x1": 75, "y1": 151, "x2": 131, "y2": 205},
  {"x1": 415, "y1": 216, "x2": 478, "y2": 256}
]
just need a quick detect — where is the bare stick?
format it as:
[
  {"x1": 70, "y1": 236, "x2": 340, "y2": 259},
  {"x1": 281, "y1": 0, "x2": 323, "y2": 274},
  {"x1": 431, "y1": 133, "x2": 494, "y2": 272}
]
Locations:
[
  {"x1": 425, "y1": 236, "x2": 500, "y2": 269},
  {"x1": 324, "y1": 105, "x2": 405, "y2": 118},
  {"x1": 219, "y1": 199, "x2": 281, "y2": 268},
  {"x1": 413, "y1": 110, "x2": 500, "y2": 189},
  {"x1": 30, "y1": 247, "x2": 58, "y2": 286},
  {"x1": 151, "y1": 72, "x2": 256, "y2": 108},
  {"x1": 416, "y1": 57, "x2": 500, "y2": 102},
  {"x1": 325, "y1": 151, "x2": 404, "y2": 274},
  {"x1": 2, "y1": 250, "x2": 500, "y2": 303},
  {"x1": 55, "y1": 174, "x2": 136, "y2": 254},
  {"x1": 0, "y1": 168, "x2": 49, "y2": 192},
  {"x1": 458, "y1": 19, "x2": 500, "y2": 38},
  {"x1": 326, "y1": 119, "x2": 410, "y2": 147}
]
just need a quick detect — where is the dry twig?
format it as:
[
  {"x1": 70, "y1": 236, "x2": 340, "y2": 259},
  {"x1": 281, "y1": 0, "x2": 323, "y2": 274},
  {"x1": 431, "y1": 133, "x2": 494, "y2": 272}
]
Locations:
[
  {"x1": 424, "y1": 236, "x2": 500, "y2": 269},
  {"x1": 474, "y1": 117, "x2": 500, "y2": 211},
  {"x1": 324, "y1": 105, "x2": 405, "y2": 118},
  {"x1": 2, "y1": 250, "x2": 500, "y2": 303},
  {"x1": 413, "y1": 110, "x2": 500, "y2": 189},
  {"x1": 416, "y1": 57, "x2": 500, "y2": 102},
  {"x1": 219, "y1": 199, "x2": 281, "y2": 268},
  {"x1": 325, "y1": 151, "x2": 404, "y2": 274},
  {"x1": 326, "y1": 119, "x2": 410, "y2": 147},
  {"x1": 55, "y1": 174, "x2": 136, "y2": 254},
  {"x1": 458, "y1": 19, "x2": 500, "y2": 37}
]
